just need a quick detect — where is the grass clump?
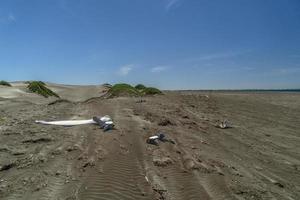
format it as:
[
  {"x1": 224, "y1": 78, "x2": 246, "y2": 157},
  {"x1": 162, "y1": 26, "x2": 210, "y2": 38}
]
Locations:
[
  {"x1": 142, "y1": 87, "x2": 162, "y2": 95},
  {"x1": 27, "y1": 81, "x2": 59, "y2": 98},
  {"x1": 107, "y1": 83, "x2": 162, "y2": 97},
  {"x1": 0, "y1": 80, "x2": 11, "y2": 87},
  {"x1": 103, "y1": 83, "x2": 112, "y2": 88},
  {"x1": 108, "y1": 83, "x2": 140, "y2": 97},
  {"x1": 26, "y1": 81, "x2": 45, "y2": 85},
  {"x1": 135, "y1": 84, "x2": 147, "y2": 90}
]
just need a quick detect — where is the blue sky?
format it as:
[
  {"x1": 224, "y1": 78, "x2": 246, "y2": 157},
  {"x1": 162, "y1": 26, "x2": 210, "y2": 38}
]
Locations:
[{"x1": 0, "y1": 0, "x2": 300, "y2": 89}]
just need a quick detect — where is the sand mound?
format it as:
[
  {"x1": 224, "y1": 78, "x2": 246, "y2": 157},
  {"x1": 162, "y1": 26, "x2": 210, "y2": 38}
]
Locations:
[
  {"x1": 27, "y1": 81, "x2": 60, "y2": 98},
  {"x1": 0, "y1": 81, "x2": 11, "y2": 87},
  {"x1": 107, "y1": 83, "x2": 162, "y2": 98},
  {"x1": 0, "y1": 82, "x2": 107, "y2": 103},
  {"x1": 0, "y1": 87, "x2": 26, "y2": 98},
  {"x1": 107, "y1": 83, "x2": 140, "y2": 97}
]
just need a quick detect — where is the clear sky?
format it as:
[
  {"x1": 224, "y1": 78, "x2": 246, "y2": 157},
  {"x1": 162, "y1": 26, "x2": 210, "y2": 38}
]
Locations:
[{"x1": 0, "y1": 0, "x2": 300, "y2": 89}]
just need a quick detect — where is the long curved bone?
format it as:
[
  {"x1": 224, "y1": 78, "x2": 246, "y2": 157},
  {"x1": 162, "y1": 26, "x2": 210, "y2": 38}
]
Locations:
[
  {"x1": 35, "y1": 119, "x2": 96, "y2": 126},
  {"x1": 35, "y1": 115, "x2": 113, "y2": 127}
]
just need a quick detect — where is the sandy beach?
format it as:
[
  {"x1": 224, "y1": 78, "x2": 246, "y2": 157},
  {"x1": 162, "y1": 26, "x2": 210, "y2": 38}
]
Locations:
[{"x1": 0, "y1": 84, "x2": 299, "y2": 200}]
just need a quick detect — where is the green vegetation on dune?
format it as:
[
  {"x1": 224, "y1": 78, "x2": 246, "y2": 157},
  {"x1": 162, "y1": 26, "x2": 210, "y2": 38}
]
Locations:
[
  {"x1": 142, "y1": 87, "x2": 162, "y2": 95},
  {"x1": 27, "y1": 81, "x2": 59, "y2": 98},
  {"x1": 26, "y1": 81, "x2": 45, "y2": 85},
  {"x1": 103, "y1": 83, "x2": 112, "y2": 88},
  {"x1": 0, "y1": 80, "x2": 11, "y2": 87},
  {"x1": 135, "y1": 84, "x2": 147, "y2": 90},
  {"x1": 107, "y1": 83, "x2": 162, "y2": 97},
  {"x1": 108, "y1": 83, "x2": 140, "y2": 97}
]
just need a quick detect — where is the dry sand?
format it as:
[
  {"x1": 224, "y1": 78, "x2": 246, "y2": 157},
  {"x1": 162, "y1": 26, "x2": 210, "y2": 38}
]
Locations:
[{"x1": 0, "y1": 84, "x2": 299, "y2": 200}]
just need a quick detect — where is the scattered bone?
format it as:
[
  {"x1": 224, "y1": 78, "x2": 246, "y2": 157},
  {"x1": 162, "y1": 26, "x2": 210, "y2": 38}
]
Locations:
[
  {"x1": 216, "y1": 120, "x2": 230, "y2": 129},
  {"x1": 82, "y1": 157, "x2": 96, "y2": 168}
]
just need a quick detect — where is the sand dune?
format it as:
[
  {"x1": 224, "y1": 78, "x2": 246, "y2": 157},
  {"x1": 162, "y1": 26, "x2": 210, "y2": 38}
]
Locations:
[
  {"x1": 0, "y1": 86, "x2": 26, "y2": 98},
  {"x1": 0, "y1": 82, "x2": 106, "y2": 103}
]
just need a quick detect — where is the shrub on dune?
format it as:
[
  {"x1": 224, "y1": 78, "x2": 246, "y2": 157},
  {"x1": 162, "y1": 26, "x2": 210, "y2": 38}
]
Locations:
[
  {"x1": 25, "y1": 81, "x2": 45, "y2": 85},
  {"x1": 108, "y1": 83, "x2": 140, "y2": 97},
  {"x1": 107, "y1": 83, "x2": 163, "y2": 97},
  {"x1": 0, "y1": 80, "x2": 12, "y2": 87},
  {"x1": 135, "y1": 84, "x2": 147, "y2": 90},
  {"x1": 27, "y1": 81, "x2": 59, "y2": 98},
  {"x1": 103, "y1": 83, "x2": 112, "y2": 88},
  {"x1": 142, "y1": 87, "x2": 162, "y2": 95}
]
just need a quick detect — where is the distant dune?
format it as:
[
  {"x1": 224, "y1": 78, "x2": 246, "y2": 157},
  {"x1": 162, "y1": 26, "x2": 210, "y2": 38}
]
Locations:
[{"x1": 0, "y1": 82, "x2": 107, "y2": 103}]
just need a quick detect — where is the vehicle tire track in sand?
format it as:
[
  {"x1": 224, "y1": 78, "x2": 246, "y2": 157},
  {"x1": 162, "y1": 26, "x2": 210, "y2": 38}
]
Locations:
[
  {"x1": 78, "y1": 148, "x2": 151, "y2": 200},
  {"x1": 147, "y1": 144, "x2": 212, "y2": 199},
  {"x1": 151, "y1": 147, "x2": 235, "y2": 200},
  {"x1": 77, "y1": 100, "x2": 155, "y2": 200},
  {"x1": 199, "y1": 174, "x2": 238, "y2": 200},
  {"x1": 158, "y1": 167, "x2": 211, "y2": 200},
  {"x1": 27, "y1": 105, "x2": 88, "y2": 200},
  {"x1": 132, "y1": 96, "x2": 233, "y2": 200}
]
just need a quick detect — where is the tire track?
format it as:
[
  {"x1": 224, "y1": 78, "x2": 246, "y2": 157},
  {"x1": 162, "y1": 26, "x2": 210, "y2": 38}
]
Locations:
[
  {"x1": 159, "y1": 167, "x2": 211, "y2": 200},
  {"x1": 77, "y1": 100, "x2": 155, "y2": 200}
]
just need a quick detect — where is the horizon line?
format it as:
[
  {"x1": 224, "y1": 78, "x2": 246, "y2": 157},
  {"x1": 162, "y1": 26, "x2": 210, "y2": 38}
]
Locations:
[{"x1": 3, "y1": 80, "x2": 300, "y2": 91}]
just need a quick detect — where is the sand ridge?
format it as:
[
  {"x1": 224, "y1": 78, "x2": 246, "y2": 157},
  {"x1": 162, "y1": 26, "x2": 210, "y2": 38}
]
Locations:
[{"x1": 0, "y1": 82, "x2": 106, "y2": 103}]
